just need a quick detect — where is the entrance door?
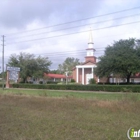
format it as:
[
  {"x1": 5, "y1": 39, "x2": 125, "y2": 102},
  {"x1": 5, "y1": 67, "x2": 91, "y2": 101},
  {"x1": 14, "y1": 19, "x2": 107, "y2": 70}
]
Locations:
[{"x1": 86, "y1": 74, "x2": 93, "y2": 84}]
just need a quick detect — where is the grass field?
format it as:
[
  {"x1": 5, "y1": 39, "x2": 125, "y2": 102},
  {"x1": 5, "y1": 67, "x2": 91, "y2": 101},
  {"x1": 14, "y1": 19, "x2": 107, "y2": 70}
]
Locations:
[
  {"x1": 0, "y1": 88, "x2": 140, "y2": 140},
  {"x1": 1, "y1": 88, "x2": 140, "y2": 100}
]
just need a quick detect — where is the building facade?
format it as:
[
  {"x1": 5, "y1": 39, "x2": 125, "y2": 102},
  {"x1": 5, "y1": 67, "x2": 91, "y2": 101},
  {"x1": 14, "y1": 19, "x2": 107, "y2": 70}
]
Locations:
[
  {"x1": 72, "y1": 30, "x2": 140, "y2": 84},
  {"x1": 109, "y1": 73, "x2": 140, "y2": 84},
  {"x1": 44, "y1": 73, "x2": 72, "y2": 82},
  {"x1": 72, "y1": 30, "x2": 98, "y2": 85}
]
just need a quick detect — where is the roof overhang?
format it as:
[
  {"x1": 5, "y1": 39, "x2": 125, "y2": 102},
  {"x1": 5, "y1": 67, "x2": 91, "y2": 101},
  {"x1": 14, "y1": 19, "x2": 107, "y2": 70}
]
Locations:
[{"x1": 76, "y1": 64, "x2": 96, "y2": 68}]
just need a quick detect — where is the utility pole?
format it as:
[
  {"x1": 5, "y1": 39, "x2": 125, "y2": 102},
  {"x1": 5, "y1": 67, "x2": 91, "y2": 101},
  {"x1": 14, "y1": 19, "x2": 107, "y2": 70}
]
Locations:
[
  {"x1": 65, "y1": 71, "x2": 68, "y2": 85},
  {"x1": 65, "y1": 68, "x2": 68, "y2": 85},
  {"x1": 2, "y1": 35, "x2": 5, "y2": 90}
]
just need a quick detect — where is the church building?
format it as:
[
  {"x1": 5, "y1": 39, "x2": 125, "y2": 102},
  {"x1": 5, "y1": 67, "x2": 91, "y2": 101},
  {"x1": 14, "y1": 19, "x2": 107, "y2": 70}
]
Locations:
[
  {"x1": 72, "y1": 30, "x2": 140, "y2": 84},
  {"x1": 72, "y1": 30, "x2": 98, "y2": 85}
]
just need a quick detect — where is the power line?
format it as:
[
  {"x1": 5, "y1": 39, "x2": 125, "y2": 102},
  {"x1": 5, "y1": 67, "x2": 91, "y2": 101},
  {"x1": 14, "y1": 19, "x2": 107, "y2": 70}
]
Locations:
[
  {"x1": 6, "y1": 30, "x2": 140, "y2": 50},
  {"x1": 33, "y1": 49, "x2": 104, "y2": 56},
  {"x1": 4, "y1": 49, "x2": 105, "y2": 59},
  {"x1": 5, "y1": 6, "x2": 140, "y2": 36},
  {"x1": 6, "y1": 20, "x2": 140, "y2": 45},
  {"x1": 6, "y1": 13, "x2": 140, "y2": 39}
]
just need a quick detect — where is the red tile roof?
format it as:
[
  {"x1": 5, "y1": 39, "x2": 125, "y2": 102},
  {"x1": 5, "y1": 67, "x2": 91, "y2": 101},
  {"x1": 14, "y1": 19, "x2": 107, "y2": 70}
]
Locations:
[
  {"x1": 135, "y1": 73, "x2": 140, "y2": 77},
  {"x1": 44, "y1": 73, "x2": 72, "y2": 79},
  {"x1": 131, "y1": 73, "x2": 140, "y2": 78}
]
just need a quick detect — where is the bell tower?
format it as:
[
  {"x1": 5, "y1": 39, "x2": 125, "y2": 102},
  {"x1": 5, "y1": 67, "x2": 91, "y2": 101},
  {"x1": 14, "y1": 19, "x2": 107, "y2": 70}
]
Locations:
[{"x1": 85, "y1": 29, "x2": 96, "y2": 63}]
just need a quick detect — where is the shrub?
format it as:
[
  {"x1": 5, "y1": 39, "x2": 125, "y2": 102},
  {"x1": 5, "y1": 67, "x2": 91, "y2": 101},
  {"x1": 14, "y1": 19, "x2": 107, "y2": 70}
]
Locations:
[
  {"x1": 11, "y1": 84, "x2": 140, "y2": 92},
  {"x1": 89, "y1": 78, "x2": 96, "y2": 84},
  {"x1": 57, "y1": 82, "x2": 63, "y2": 85},
  {"x1": 39, "y1": 81, "x2": 43, "y2": 84},
  {"x1": 0, "y1": 84, "x2": 6, "y2": 88},
  {"x1": 25, "y1": 80, "x2": 33, "y2": 84},
  {"x1": 122, "y1": 87, "x2": 132, "y2": 92},
  {"x1": 71, "y1": 79, "x2": 75, "y2": 83},
  {"x1": 46, "y1": 81, "x2": 58, "y2": 84}
]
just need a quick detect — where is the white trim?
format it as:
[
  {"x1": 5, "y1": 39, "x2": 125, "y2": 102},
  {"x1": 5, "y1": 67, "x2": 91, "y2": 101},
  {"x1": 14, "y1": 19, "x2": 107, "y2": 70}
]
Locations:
[
  {"x1": 76, "y1": 68, "x2": 79, "y2": 83},
  {"x1": 114, "y1": 78, "x2": 116, "y2": 83},
  {"x1": 86, "y1": 73, "x2": 93, "y2": 85},
  {"x1": 82, "y1": 68, "x2": 84, "y2": 85},
  {"x1": 76, "y1": 65, "x2": 96, "y2": 69},
  {"x1": 92, "y1": 68, "x2": 94, "y2": 79},
  {"x1": 87, "y1": 50, "x2": 94, "y2": 56},
  {"x1": 92, "y1": 67, "x2": 93, "y2": 73}
]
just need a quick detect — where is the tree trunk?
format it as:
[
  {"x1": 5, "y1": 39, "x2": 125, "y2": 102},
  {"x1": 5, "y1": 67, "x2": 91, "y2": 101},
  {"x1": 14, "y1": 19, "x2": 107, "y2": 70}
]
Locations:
[
  {"x1": 126, "y1": 73, "x2": 131, "y2": 84},
  {"x1": 22, "y1": 77, "x2": 26, "y2": 83}
]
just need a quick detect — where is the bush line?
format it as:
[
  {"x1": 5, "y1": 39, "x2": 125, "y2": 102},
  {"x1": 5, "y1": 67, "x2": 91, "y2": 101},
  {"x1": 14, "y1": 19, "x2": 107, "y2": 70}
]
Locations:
[{"x1": 8, "y1": 84, "x2": 140, "y2": 92}]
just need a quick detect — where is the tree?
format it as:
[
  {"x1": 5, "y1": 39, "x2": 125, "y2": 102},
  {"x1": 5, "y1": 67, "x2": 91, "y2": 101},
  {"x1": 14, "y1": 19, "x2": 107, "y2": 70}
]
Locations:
[
  {"x1": 8, "y1": 52, "x2": 52, "y2": 83},
  {"x1": 57, "y1": 57, "x2": 81, "y2": 75},
  {"x1": 95, "y1": 38, "x2": 140, "y2": 83},
  {"x1": 49, "y1": 69, "x2": 60, "y2": 74},
  {"x1": 33, "y1": 56, "x2": 52, "y2": 78}
]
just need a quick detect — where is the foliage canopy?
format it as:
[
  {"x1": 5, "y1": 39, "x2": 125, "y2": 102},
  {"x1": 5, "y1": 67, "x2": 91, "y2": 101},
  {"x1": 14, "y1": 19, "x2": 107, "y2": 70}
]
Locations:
[
  {"x1": 95, "y1": 38, "x2": 140, "y2": 83},
  {"x1": 57, "y1": 57, "x2": 81, "y2": 75},
  {"x1": 8, "y1": 52, "x2": 52, "y2": 82}
]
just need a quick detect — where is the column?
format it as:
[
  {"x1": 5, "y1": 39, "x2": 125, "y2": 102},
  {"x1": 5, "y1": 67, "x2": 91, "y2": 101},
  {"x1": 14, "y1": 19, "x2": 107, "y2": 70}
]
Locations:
[
  {"x1": 92, "y1": 67, "x2": 94, "y2": 78},
  {"x1": 98, "y1": 77, "x2": 100, "y2": 83},
  {"x1": 76, "y1": 67, "x2": 79, "y2": 83},
  {"x1": 82, "y1": 68, "x2": 84, "y2": 85}
]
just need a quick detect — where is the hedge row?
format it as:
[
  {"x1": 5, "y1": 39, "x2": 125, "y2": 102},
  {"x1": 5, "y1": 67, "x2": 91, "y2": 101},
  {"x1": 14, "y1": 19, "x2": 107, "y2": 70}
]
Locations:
[
  {"x1": 97, "y1": 82, "x2": 140, "y2": 85},
  {"x1": 11, "y1": 84, "x2": 140, "y2": 92},
  {"x1": 0, "y1": 84, "x2": 5, "y2": 88}
]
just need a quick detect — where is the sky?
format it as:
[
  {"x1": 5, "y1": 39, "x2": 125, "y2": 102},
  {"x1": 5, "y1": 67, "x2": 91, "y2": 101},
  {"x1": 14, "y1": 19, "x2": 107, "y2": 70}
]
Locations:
[{"x1": 0, "y1": 0, "x2": 140, "y2": 70}]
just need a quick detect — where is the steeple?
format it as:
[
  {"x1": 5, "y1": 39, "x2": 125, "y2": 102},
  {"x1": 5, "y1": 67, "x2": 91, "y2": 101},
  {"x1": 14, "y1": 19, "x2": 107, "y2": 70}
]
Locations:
[
  {"x1": 86, "y1": 29, "x2": 95, "y2": 56},
  {"x1": 85, "y1": 28, "x2": 96, "y2": 63},
  {"x1": 88, "y1": 28, "x2": 94, "y2": 49}
]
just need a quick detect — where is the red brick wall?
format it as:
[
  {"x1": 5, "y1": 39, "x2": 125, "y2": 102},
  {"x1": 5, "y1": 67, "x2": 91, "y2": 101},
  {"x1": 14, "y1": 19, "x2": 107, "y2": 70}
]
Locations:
[
  {"x1": 72, "y1": 68, "x2": 99, "y2": 84},
  {"x1": 72, "y1": 68, "x2": 83, "y2": 84},
  {"x1": 85, "y1": 56, "x2": 96, "y2": 63},
  {"x1": 72, "y1": 68, "x2": 76, "y2": 82},
  {"x1": 79, "y1": 68, "x2": 82, "y2": 84},
  {"x1": 99, "y1": 77, "x2": 108, "y2": 83}
]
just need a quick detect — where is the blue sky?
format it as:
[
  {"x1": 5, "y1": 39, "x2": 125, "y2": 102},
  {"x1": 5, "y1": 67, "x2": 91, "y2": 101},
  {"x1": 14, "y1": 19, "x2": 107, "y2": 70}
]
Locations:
[{"x1": 0, "y1": 0, "x2": 140, "y2": 70}]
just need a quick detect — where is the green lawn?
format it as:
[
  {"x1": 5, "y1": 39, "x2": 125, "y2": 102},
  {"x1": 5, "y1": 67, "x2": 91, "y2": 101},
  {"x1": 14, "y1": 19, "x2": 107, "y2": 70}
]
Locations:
[
  {"x1": 0, "y1": 88, "x2": 140, "y2": 139},
  {"x1": 0, "y1": 88, "x2": 140, "y2": 101}
]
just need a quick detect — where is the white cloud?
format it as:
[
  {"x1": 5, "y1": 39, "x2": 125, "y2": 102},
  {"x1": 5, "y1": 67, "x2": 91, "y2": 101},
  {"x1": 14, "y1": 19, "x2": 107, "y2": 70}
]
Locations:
[{"x1": 0, "y1": 0, "x2": 140, "y2": 69}]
